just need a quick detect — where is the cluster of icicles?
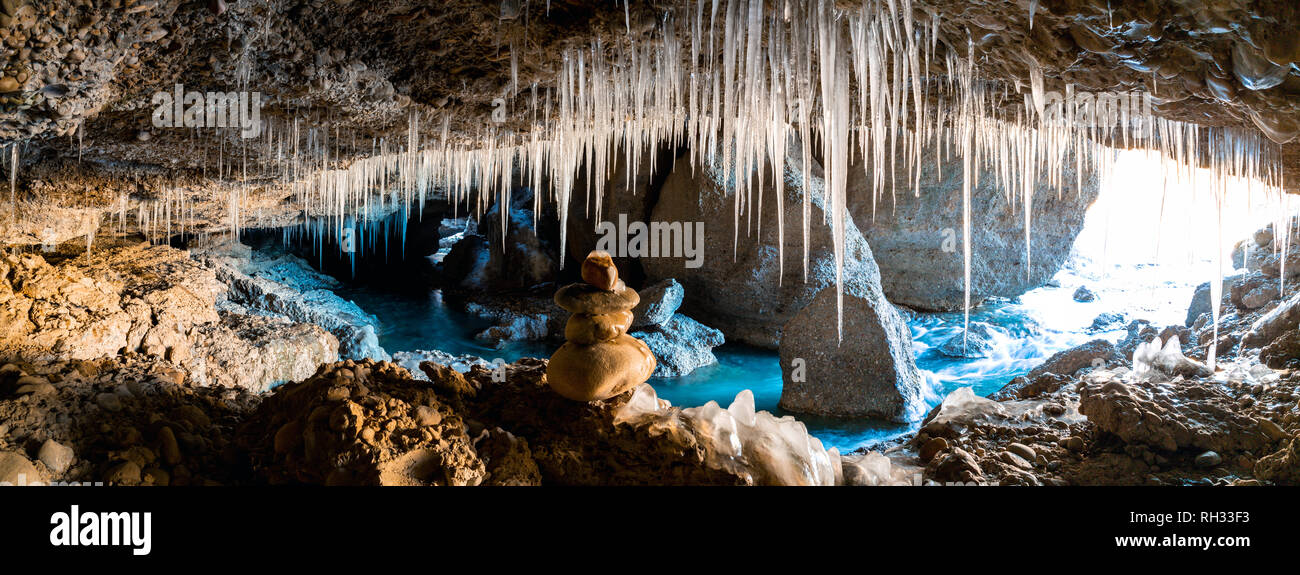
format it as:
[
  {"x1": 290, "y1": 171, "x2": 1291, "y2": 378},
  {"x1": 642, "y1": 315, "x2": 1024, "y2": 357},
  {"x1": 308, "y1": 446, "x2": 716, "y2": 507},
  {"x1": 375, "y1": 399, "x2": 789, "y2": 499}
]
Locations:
[{"x1": 5, "y1": 1, "x2": 1290, "y2": 371}]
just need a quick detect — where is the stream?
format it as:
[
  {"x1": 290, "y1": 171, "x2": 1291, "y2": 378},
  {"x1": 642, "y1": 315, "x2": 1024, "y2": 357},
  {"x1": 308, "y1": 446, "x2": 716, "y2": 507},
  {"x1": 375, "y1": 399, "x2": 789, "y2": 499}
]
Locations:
[{"x1": 334, "y1": 256, "x2": 1204, "y2": 452}]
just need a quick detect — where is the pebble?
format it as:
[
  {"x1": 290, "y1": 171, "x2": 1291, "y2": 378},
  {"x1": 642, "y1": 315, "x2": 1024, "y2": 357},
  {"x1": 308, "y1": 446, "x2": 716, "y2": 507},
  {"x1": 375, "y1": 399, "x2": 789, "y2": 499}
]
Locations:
[
  {"x1": 1258, "y1": 418, "x2": 1289, "y2": 441},
  {"x1": 158, "y1": 426, "x2": 181, "y2": 465},
  {"x1": 14, "y1": 374, "x2": 55, "y2": 396},
  {"x1": 919, "y1": 437, "x2": 949, "y2": 462},
  {"x1": 37, "y1": 439, "x2": 74, "y2": 475},
  {"x1": 171, "y1": 404, "x2": 211, "y2": 429},
  {"x1": 1061, "y1": 436, "x2": 1085, "y2": 453},
  {"x1": 1007, "y1": 442, "x2": 1037, "y2": 462},
  {"x1": 104, "y1": 461, "x2": 141, "y2": 485},
  {"x1": 413, "y1": 405, "x2": 441, "y2": 427},
  {"x1": 1000, "y1": 451, "x2": 1033, "y2": 470},
  {"x1": 1195, "y1": 451, "x2": 1222, "y2": 468},
  {"x1": 94, "y1": 392, "x2": 122, "y2": 411},
  {"x1": 95, "y1": 392, "x2": 122, "y2": 412}
]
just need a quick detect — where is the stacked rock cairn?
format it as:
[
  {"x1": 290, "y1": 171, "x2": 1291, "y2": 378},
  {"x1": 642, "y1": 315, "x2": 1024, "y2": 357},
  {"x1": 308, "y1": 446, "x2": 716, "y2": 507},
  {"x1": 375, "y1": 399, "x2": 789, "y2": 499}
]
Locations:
[{"x1": 546, "y1": 251, "x2": 658, "y2": 401}]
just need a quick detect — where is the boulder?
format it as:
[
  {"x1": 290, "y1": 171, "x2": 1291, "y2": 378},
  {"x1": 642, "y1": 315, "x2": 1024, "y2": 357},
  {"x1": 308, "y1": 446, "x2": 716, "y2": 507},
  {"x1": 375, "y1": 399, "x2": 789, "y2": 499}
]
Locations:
[
  {"x1": 1072, "y1": 285, "x2": 1097, "y2": 302},
  {"x1": 630, "y1": 279, "x2": 684, "y2": 328},
  {"x1": 778, "y1": 289, "x2": 924, "y2": 422},
  {"x1": 848, "y1": 142, "x2": 1099, "y2": 311},
  {"x1": 630, "y1": 313, "x2": 725, "y2": 377},
  {"x1": 1078, "y1": 374, "x2": 1268, "y2": 453},
  {"x1": 1025, "y1": 339, "x2": 1122, "y2": 379},
  {"x1": 643, "y1": 149, "x2": 887, "y2": 349},
  {"x1": 1243, "y1": 290, "x2": 1300, "y2": 348},
  {"x1": 441, "y1": 234, "x2": 495, "y2": 290},
  {"x1": 1089, "y1": 311, "x2": 1126, "y2": 332},
  {"x1": 936, "y1": 322, "x2": 996, "y2": 358}
]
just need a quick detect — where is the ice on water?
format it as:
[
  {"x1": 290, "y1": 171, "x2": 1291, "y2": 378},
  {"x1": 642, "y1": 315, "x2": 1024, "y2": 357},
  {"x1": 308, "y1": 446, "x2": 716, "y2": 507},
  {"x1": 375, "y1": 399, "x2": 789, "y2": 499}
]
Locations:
[{"x1": 615, "y1": 384, "x2": 914, "y2": 486}]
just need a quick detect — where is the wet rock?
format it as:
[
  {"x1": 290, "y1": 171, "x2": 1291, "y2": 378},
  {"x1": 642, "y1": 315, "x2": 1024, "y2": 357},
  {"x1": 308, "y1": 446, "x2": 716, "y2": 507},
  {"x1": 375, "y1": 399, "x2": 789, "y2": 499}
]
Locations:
[
  {"x1": 477, "y1": 187, "x2": 561, "y2": 291},
  {"x1": 392, "y1": 349, "x2": 490, "y2": 377},
  {"x1": 1194, "y1": 451, "x2": 1221, "y2": 468},
  {"x1": 930, "y1": 447, "x2": 985, "y2": 484},
  {"x1": 1090, "y1": 312, "x2": 1126, "y2": 332},
  {"x1": 936, "y1": 322, "x2": 996, "y2": 358},
  {"x1": 580, "y1": 251, "x2": 619, "y2": 291},
  {"x1": 1073, "y1": 286, "x2": 1098, "y2": 302},
  {"x1": 630, "y1": 279, "x2": 684, "y2": 328},
  {"x1": 1260, "y1": 331, "x2": 1300, "y2": 369},
  {"x1": 1230, "y1": 272, "x2": 1278, "y2": 310},
  {"x1": 779, "y1": 289, "x2": 924, "y2": 421},
  {"x1": 1026, "y1": 339, "x2": 1121, "y2": 379},
  {"x1": 1186, "y1": 281, "x2": 1228, "y2": 327},
  {"x1": 441, "y1": 234, "x2": 494, "y2": 290},
  {"x1": 1258, "y1": 418, "x2": 1289, "y2": 441},
  {"x1": 1243, "y1": 291, "x2": 1300, "y2": 349},
  {"x1": 1007, "y1": 442, "x2": 1037, "y2": 462},
  {"x1": 1062, "y1": 436, "x2": 1086, "y2": 453},
  {"x1": 203, "y1": 247, "x2": 388, "y2": 361},
  {"x1": 990, "y1": 372, "x2": 1071, "y2": 401},
  {"x1": 629, "y1": 313, "x2": 724, "y2": 377}
]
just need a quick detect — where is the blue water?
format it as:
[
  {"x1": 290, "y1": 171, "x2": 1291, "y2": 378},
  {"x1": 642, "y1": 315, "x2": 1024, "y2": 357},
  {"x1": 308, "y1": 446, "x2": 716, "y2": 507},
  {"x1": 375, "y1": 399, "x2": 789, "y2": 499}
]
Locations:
[{"x1": 334, "y1": 282, "x2": 1128, "y2": 452}]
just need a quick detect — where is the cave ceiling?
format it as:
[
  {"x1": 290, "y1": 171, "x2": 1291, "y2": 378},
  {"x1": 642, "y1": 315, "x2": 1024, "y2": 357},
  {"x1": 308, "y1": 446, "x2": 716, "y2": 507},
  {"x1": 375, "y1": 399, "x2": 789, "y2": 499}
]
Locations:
[{"x1": 0, "y1": 0, "x2": 1296, "y2": 193}]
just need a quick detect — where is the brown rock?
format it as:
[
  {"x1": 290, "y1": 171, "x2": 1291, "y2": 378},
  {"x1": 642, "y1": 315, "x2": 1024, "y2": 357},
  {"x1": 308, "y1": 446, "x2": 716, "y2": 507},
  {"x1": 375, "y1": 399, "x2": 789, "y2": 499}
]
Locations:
[
  {"x1": 919, "y1": 437, "x2": 949, "y2": 462},
  {"x1": 554, "y1": 282, "x2": 640, "y2": 315},
  {"x1": 546, "y1": 334, "x2": 656, "y2": 402},
  {"x1": 158, "y1": 426, "x2": 181, "y2": 465},
  {"x1": 564, "y1": 311, "x2": 633, "y2": 344},
  {"x1": 580, "y1": 251, "x2": 619, "y2": 291}
]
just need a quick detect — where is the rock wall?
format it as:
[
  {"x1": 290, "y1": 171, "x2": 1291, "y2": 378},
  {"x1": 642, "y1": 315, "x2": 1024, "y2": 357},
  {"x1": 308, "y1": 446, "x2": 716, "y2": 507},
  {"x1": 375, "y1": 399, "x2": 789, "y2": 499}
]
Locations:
[
  {"x1": 848, "y1": 144, "x2": 1100, "y2": 311},
  {"x1": 0, "y1": 242, "x2": 337, "y2": 392},
  {"x1": 643, "y1": 151, "x2": 893, "y2": 349}
]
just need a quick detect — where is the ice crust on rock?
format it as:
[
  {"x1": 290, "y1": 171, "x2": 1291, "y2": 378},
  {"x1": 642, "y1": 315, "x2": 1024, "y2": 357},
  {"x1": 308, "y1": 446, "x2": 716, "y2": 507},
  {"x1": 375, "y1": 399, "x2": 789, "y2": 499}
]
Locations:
[
  {"x1": 1130, "y1": 335, "x2": 1212, "y2": 382},
  {"x1": 614, "y1": 384, "x2": 909, "y2": 486}
]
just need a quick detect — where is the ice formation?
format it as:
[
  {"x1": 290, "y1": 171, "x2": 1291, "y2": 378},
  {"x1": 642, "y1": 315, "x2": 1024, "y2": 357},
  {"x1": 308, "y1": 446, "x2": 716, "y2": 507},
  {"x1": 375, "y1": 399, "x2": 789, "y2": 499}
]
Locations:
[
  {"x1": 4, "y1": 1, "x2": 1290, "y2": 348},
  {"x1": 1130, "y1": 335, "x2": 1212, "y2": 382},
  {"x1": 614, "y1": 383, "x2": 914, "y2": 486}
]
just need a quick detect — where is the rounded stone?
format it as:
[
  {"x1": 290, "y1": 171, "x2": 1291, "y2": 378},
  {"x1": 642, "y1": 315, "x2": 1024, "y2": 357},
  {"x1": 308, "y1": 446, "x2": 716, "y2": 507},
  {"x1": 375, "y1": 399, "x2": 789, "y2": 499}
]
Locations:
[
  {"x1": 580, "y1": 250, "x2": 618, "y2": 290},
  {"x1": 545, "y1": 335, "x2": 657, "y2": 402},
  {"x1": 37, "y1": 439, "x2": 74, "y2": 475},
  {"x1": 565, "y1": 311, "x2": 633, "y2": 344},
  {"x1": 554, "y1": 282, "x2": 639, "y2": 315}
]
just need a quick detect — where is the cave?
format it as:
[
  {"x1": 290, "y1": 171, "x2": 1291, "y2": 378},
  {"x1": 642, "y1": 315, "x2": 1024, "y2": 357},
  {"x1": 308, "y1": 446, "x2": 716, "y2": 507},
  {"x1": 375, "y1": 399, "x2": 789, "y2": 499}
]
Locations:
[{"x1": 3, "y1": 0, "x2": 1300, "y2": 536}]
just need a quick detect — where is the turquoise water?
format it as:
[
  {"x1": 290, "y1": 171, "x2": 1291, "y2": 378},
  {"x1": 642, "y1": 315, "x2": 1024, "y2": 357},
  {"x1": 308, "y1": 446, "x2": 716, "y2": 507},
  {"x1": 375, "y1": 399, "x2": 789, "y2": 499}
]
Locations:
[{"x1": 335, "y1": 285, "x2": 1116, "y2": 452}]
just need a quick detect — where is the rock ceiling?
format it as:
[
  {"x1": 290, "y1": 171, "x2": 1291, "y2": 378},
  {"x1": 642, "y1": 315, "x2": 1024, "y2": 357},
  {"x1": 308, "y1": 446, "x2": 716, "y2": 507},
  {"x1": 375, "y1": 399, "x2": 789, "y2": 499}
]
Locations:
[{"x1": 0, "y1": 0, "x2": 1296, "y2": 193}]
